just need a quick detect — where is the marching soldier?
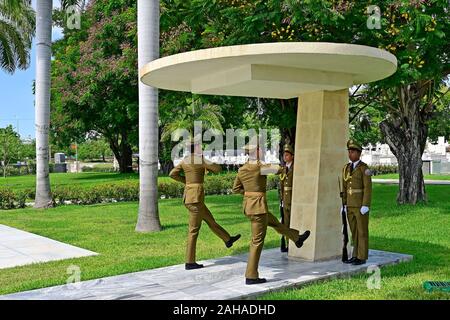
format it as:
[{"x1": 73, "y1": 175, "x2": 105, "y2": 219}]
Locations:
[
  {"x1": 279, "y1": 144, "x2": 294, "y2": 252},
  {"x1": 341, "y1": 139, "x2": 372, "y2": 265},
  {"x1": 232, "y1": 137, "x2": 311, "y2": 285},
  {"x1": 169, "y1": 137, "x2": 241, "y2": 270}
]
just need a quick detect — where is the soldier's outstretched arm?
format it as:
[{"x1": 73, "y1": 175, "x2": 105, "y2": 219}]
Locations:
[
  {"x1": 232, "y1": 175, "x2": 244, "y2": 194},
  {"x1": 276, "y1": 165, "x2": 284, "y2": 175},
  {"x1": 204, "y1": 158, "x2": 222, "y2": 174},
  {"x1": 169, "y1": 163, "x2": 186, "y2": 184},
  {"x1": 260, "y1": 164, "x2": 283, "y2": 175}
]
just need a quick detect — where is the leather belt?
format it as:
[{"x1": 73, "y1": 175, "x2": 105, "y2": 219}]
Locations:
[
  {"x1": 186, "y1": 183, "x2": 203, "y2": 187},
  {"x1": 348, "y1": 188, "x2": 363, "y2": 195},
  {"x1": 244, "y1": 191, "x2": 265, "y2": 196}
]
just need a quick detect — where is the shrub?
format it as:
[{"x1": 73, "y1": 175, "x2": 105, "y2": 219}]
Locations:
[
  {"x1": 79, "y1": 188, "x2": 103, "y2": 205},
  {"x1": 0, "y1": 172, "x2": 282, "y2": 209},
  {"x1": 1, "y1": 162, "x2": 54, "y2": 177},
  {"x1": 267, "y1": 175, "x2": 280, "y2": 190},
  {"x1": 204, "y1": 175, "x2": 231, "y2": 195},
  {"x1": 0, "y1": 188, "x2": 32, "y2": 209},
  {"x1": 369, "y1": 164, "x2": 398, "y2": 175},
  {"x1": 52, "y1": 186, "x2": 73, "y2": 205},
  {"x1": 14, "y1": 189, "x2": 30, "y2": 208},
  {"x1": 81, "y1": 164, "x2": 117, "y2": 173},
  {"x1": 0, "y1": 188, "x2": 15, "y2": 209},
  {"x1": 158, "y1": 181, "x2": 184, "y2": 199}
]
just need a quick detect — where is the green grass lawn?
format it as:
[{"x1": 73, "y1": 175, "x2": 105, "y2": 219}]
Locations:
[
  {"x1": 0, "y1": 171, "x2": 238, "y2": 191},
  {"x1": 375, "y1": 173, "x2": 450, "y2": 180},
  {"x1": 0, "y1": 185, "x2": 449, "y2": 299},
  {"x1": 0, "y1": 172, "x2": 172, "y2": 191},
  {"x1": 261, "y1": 185, "x2": 450, "y2": 300},
  {"x1": 0, "y1": 191, "x2": 274, "y2": 295}
]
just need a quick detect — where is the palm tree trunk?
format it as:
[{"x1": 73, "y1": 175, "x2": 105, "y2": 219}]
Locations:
[
  {"x1": 136, "y1": 0, "x2": 162, "y2": 232},
  {"x1": 34, "y1": 0, "x2": 53, "y2": 208}
]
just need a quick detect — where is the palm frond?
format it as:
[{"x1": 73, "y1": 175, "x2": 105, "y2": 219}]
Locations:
[{"x1": 0, "y1": 0, "x2": 34, "y2": 73}]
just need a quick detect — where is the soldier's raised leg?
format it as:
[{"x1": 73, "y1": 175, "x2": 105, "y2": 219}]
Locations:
[
  {"x1": 282, "y1": 206, "x2": 291, "y2": 248},
  {"x1": 267, "y1": 212, "x2": 310, "y2": 247},
  {"x1": 199, "y1": 203, "x2": 240, "y2": 247}
]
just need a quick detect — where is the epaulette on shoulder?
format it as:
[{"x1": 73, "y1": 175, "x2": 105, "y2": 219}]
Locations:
[{"x1": 360, "y1": 162, "x2": 373, "y2": 176}]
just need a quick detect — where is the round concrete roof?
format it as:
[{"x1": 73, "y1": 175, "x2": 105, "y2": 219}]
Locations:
[{"x1": 140, "y1": 42, "x2": 397, "y2": 99}]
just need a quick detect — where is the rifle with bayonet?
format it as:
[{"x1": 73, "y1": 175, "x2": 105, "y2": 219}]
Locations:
[
  {"x1": 338, "y1": 176, "x2": 349, "y2": 262},
  {"x1": 279, "y1": 183, "x2": 287, "y2": 251}
]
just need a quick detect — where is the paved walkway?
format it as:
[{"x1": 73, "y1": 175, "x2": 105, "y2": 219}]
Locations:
[
  {"x1": 0, "y1": 224, "x2": 97, "y2": 270},
  {"x1": 373, "y1": 179, "x2": 450, "y2": 185},
  {"x1": 0, "y1": 248, "x2": 412, "y2": 300}
]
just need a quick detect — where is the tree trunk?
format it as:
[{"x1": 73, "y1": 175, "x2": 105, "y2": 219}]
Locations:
[
  {"x1": 160, "y1": 160, "x2": 174, "y2": 175},
  {"x1": 135, "y1": 0, "x2": 162, "y2": 232},
  {"x1": 277, "y1": 98, "x2": 297, "y2": 162},
  {"x1": 109, "y1": 139, "x2": 134, "y2": 173},
  {"x1": 34, "y1": 0, "x2": 53, "y2": 208},
  {"x1": 379, "y1": 84, "x2": 427, "y2": 204},
  {"x1": 119, "y1": 142, "x2": 133, "y2": 173}
]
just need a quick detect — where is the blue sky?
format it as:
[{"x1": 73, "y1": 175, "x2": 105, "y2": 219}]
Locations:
[{"x1": 0, "y1": 0, "x2": 63, "y2": 139}]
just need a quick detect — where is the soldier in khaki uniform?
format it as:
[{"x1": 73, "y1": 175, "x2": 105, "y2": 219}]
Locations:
[
  {"x1": 279, "y1": 144, "x2": 294, "y2": 253},
  {"x1": 341, "y1": 139, "x2": 372, "y2": 265},
  {"x1": 232, "y1": 138, "x2": 311, "y2": 285},
  {"x1": 169, "y1": 138, "x2": 241, "y2": 270}
]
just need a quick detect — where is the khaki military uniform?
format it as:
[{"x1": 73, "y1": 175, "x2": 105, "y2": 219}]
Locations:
[
  {"x1": 342, "y1": 161, "x2": 372, "y2": 260},
  {"x1": 169, "y1": 155, "x2": 231, "y2": 263},
  {"x1": 280, "y1": 163, "x2": 293, "y2": 246},
  {"x1": 232, "y1": 160, "x2": 301, "y2": 279}
]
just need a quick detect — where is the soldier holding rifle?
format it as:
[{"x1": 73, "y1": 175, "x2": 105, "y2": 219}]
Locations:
[
  {"x1": 279, "y1": 144, "x2": 295, "y2": 253},
  {"x1": 340, "y1": 140, "x2": 372, "y2": 265}
]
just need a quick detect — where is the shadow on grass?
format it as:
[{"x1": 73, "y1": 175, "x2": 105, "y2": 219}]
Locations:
[
  {"x1": 263, "y1": 235, "x2": 449, "y2": 290},
  {"x1": 70, "y1": 173, "x2": 138, "y2": 181},
  {"x1": 160, "y1": 223, "x2": 187, "y2": 230},
  {"x1": 161, "y1": 214, "x2": 249, "y2": 231}
]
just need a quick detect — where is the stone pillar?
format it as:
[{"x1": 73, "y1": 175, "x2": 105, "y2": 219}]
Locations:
[{"x1": 289, "y1": 89, "x2": 349, "y2": 261}]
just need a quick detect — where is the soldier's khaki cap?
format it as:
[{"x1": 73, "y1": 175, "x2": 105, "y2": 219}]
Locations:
[
  {"x1": 243, "y1": 135, "x2": 260, "y2": 151},
  {"x1": 347, "y1": 139, "x2": 362, "y2": 151},
  {"x1": 283, "y1": 144, "x2": 294, "y2": 155}
]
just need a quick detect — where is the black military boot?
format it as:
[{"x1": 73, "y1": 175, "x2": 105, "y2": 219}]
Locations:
[
  {"x1": 225, "y1": 234, "x2": 241, "y2": 248},
  {"x1": 185, "y1": 262, "x2": 204, "y2": 270},
  {"x1": 344, "y1": 257, "x2": 357, "y2": 264},
  {"x1": 280, "y1": 237, "x2": 288, "y2": 252},
  {"x1": 246, "y1": 278, "x2": 267, "y2": 285},
  {"x1": 295, "y1": 230, "x2": 311, "y2": 248},
  {"x1": 351, "y1": 258, "x2": 366, "y2": 265}
]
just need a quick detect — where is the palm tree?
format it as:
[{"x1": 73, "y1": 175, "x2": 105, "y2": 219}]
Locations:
[
  {"x1": 60, "y1": 0, "x2": 86, "y2": 9},
  {"x1": 161, "y1": 98, "x2": 225, "y2": 142},
  {"x1": 0, "y1": 0, "x2": 34, "y2": 73},
  {"x1": 34, "y1": 0, "x2": 83, "y2": 208},
  {"x1": 34, "y1": 0, "x2": 53, "y2": 208},
  {"x1": 136, "y1": 0, "x2": 162, "y2": 232}
]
